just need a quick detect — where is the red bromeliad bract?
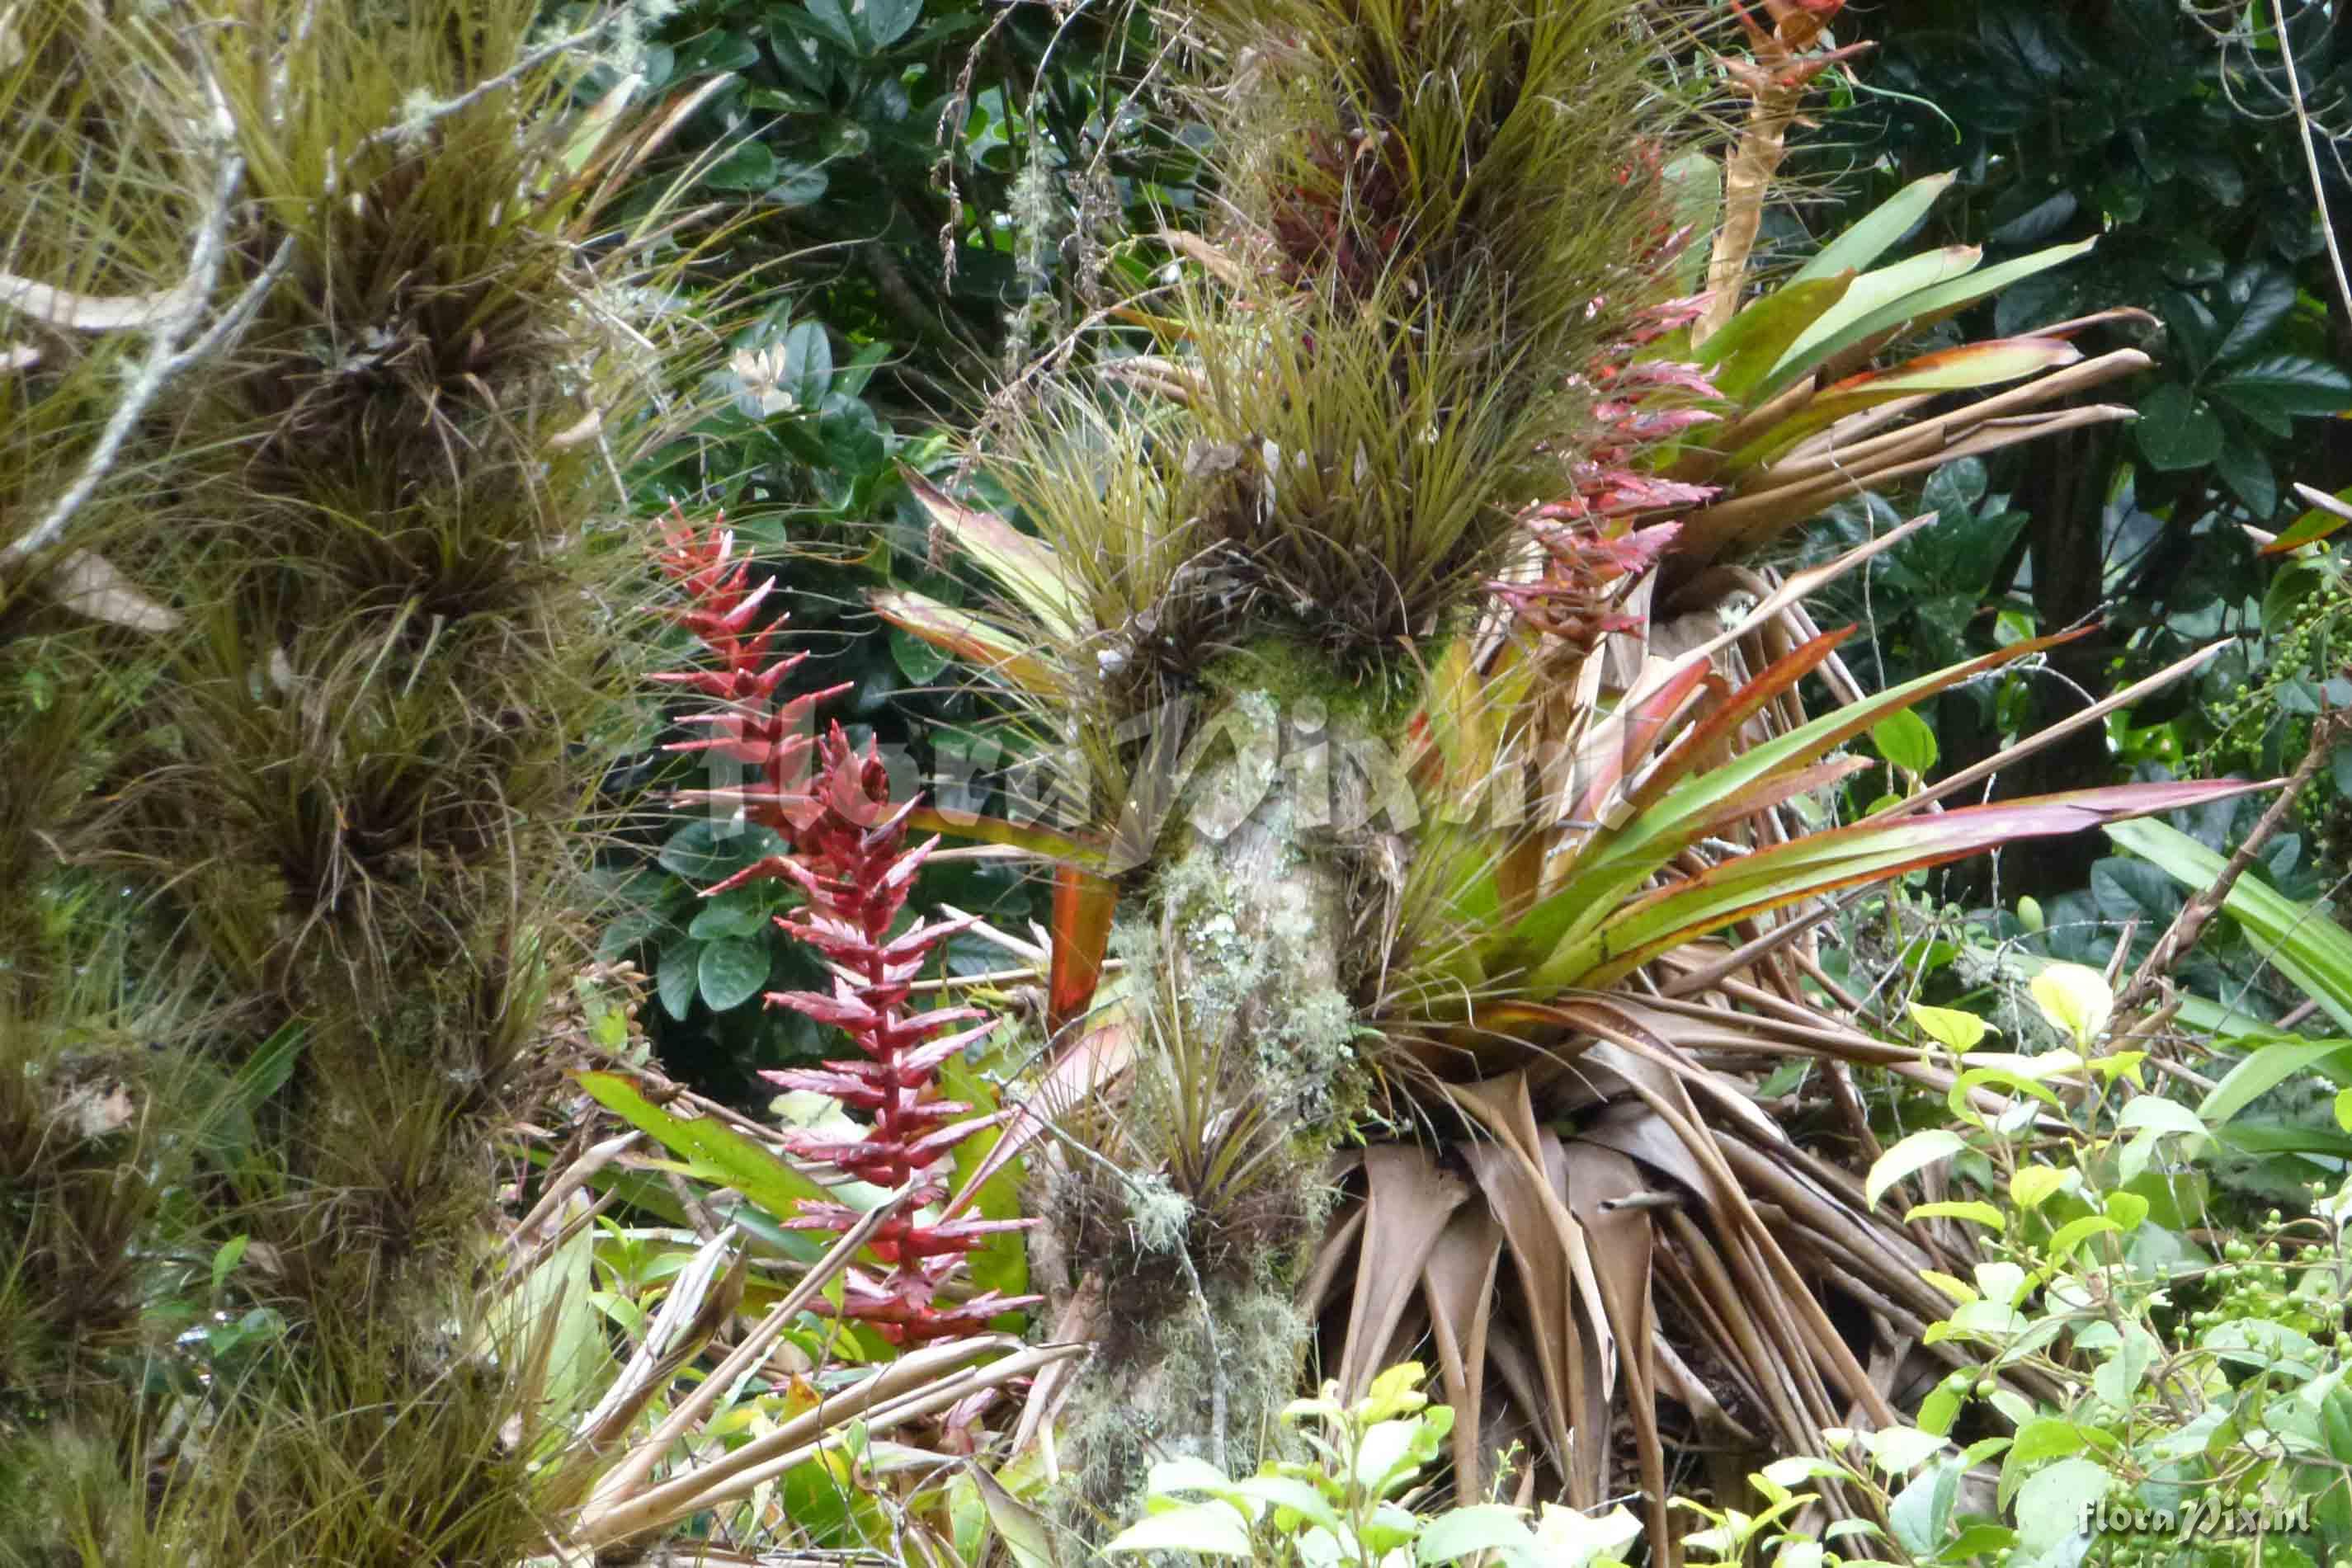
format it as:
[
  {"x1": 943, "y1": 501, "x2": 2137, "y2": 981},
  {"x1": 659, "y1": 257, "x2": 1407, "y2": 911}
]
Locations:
[
  {"x1": 657, "y1": 507, "x2": 1039, "y2": 1344},
  {"x1": 1492, "y1": 275, "x2": 1726, "y2": 648}
]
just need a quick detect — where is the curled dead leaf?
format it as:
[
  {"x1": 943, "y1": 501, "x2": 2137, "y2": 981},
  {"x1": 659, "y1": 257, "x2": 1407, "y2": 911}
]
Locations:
[{"x1": 47, "y1": 550, "x2": 181, "y2": 633}]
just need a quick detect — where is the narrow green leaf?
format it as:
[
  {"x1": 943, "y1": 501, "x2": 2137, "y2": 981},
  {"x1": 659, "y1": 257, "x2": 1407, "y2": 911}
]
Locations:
[
  {"x1": 575, "y1": 1071, "x2": 828, "y2": 1224},
  {"x1": 1769, "y1": 246, "x2": 1985, "y2": 388},
  {"x1": 2108, "y1": 817, "x2": 2345, "y2": 1030},
  {"x1": 903, "y1": 805, "x2": 1109, "y2": 873},
  {"x1": 1729, "y1": 336, "x2": 2087, "y2": 473},
  {"x1": 1793, "y1": 171, "x2": 1959, "y2": 285},
  {"x1": 902, "y1": 469, "x2": 1086, "y2": 641},
  {"x1": 2201, "y1": 1038, "x2": 2352, "y2": 1125},
  {"x1": 1497, "y1": 630, "x2": 2084, "y2": 979},
  {"x1": 1906, "y1": 1201, "x2": 2006, "y2": 1231},
  {"x1": 1537, "y1": 779, "x2": 2265, "y2": 991},
  {"x1": 873, "y1": 588, "x2": 1062, "y2": 696},
  {"x1": 1698, "y1": 275, "x2": 1857, "y2": 400},
  {"x1": 1770, "y1": 238, "x2": 2100, "y2": 398}
]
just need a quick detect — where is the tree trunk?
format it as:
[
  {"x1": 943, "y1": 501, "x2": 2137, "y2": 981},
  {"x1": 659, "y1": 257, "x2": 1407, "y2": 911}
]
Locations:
[{"x1": 1048, "y1": 687, "x2": 1366, "y2": 1523}]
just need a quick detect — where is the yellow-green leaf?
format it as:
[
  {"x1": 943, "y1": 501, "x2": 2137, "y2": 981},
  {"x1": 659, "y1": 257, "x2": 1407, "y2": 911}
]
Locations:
[
  {"x1": 1866, "y1": 1129, "x2": 1967, "y2": 1209},
  {"x1": 1910, "y1": 1002, "x2": 1991, "y2": 1054},
  {"x1": 2029, "y1": 963, "x2": 2114, "y2": 1049},
  {"x1": 2010, "y1": 1166, "x2": 2066, "y2": 1210}
]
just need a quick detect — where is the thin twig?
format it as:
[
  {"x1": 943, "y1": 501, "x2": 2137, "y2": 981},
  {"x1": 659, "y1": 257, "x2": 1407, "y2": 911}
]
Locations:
[
  {"x1": 2116, "y1": 707, "x2": 2347, "y2": 1015},
  {"x1": 6, "y1": 141, "x2": 247, "y2": 563}
]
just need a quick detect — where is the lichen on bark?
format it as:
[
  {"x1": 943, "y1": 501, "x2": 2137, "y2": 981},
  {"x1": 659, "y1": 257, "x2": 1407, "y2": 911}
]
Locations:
[{"x1": 1044, "y1": 685, "x2": 1370, "y2": 1530}]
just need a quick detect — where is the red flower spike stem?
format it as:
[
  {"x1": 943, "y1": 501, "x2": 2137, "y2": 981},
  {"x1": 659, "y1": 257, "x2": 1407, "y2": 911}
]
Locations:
[
  {"x1": 654, "y1": 507, "x2": 1039, "y2": 1344},
  {"x1": 1497, "y1": 258, "x2": 1728, "y2": 650}
]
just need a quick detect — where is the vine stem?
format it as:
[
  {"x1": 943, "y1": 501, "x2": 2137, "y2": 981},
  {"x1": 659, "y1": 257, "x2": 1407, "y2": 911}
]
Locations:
[{"x1": 2273, "y1": 0, "x2": 2352, "y2": 323}]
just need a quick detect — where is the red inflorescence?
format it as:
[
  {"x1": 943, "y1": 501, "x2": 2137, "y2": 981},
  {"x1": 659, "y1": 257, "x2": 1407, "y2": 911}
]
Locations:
[
  {"x1": 1492, "y1": 186, "x2": 1728, "y2": 650},
  {"x1": 653, "y1": 504, "x2": 851, "y2": 830},
  {"x1": 657, "y1": 507, "x2": 1039, "y2": 1344}
]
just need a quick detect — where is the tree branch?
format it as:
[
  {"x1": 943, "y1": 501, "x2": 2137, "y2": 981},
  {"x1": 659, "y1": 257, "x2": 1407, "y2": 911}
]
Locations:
[{"x1": 2115, "y1": 706, "x2": 2349, "y2": 1016}]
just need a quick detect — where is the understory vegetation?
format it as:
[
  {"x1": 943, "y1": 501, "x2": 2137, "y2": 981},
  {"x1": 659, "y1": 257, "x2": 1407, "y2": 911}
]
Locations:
[{"x1": 16, "y1": 2, "x2": 2352, "y2": 1567}]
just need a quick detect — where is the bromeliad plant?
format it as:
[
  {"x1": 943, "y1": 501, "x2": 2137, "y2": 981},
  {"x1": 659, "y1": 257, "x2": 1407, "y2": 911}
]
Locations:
[
  {"x1": 1657, "y1": 167, "x2": 2156, "y2": 577},
  {"x1": 655, "y1": 512, "x2": 1039, "y2": 1345},
  {"x1": 860, "y1": 2, "x2": 2293, "y2": 1561}
]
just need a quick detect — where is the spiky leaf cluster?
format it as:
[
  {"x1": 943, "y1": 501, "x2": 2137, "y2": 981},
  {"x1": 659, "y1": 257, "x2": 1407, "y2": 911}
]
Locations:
[
  {"x1": 0, "y1": 0, "x2": 689, "y2": 1557},
  {"x1": 971, "y1": 1, "x2": 1713, "y2": 708}
]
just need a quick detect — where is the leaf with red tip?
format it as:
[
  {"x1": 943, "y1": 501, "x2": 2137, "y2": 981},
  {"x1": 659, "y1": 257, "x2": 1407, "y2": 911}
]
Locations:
[
  {"x1": 1623, "y1": 624, "x2": 1859, "y2": 815},
  {"x1": 2265, "y1": 483, "x2": 2352, "y2": 554},
  {"x1": 1048, "y1": 865, "x2": 1118, "y2": 1034},
  {"x1": 901, "y1": 469, "x2": 1087, "y2": 641},
  {"x1": 1727, "y1": 337, "x2": 2088, "y2": 469},
  {"x1": 873, "y1": 588, "x2": 1063, "y2": 696},
  {"x1": 1535, "y1": 778, "x2": 2273, "y2": 991},
  {"x1": 903, "y1": 805, "x2": 1110, "y2": 873},
  {"x1": 1490, "y1": 628, "x2": 2095, "y2": 977},
  {"x1": 1564, "y1": 653, "x2": 1718, "y2": 826}
]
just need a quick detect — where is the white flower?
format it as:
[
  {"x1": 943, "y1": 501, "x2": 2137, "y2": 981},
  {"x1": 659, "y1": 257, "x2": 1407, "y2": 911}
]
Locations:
[{"x1": 731, "y1": 345, "x2": 799, "y2": 417}]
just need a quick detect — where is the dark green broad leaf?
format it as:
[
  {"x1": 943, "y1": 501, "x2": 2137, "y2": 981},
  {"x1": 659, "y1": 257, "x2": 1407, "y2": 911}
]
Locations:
[
  {"x1": 794, "y1": 0, "x2": 864, "y2": 53},
  {"x1": 2134, "y1": 382, "x2": 2222, "y2": 471},
  {"x1": 742, "y1": 85, "x2": 826, "y2": 115},
  {"x1": 1987, "y1": 189, "x2": 2078, "y2": 247},
  {"x1": 703, "y1": 139, "x2": 780, "y2": 191},
  {"x1": 689, "y1": 885, "x2": 775, "y2": 940},
  {"x1": 2212, "y1": 431, "x2": 2277, "y2": 519},
  {"x1": 697, "y1": 936, "x2": 772, "y2": 1012},
  {"x1": 783, "y1": 320, "x2": 834, "y2": 403},
  {"x1": 2158, "y1": 231, "x2": 2226, "y2": 285},
  {"x1": 659, "y1": 819, "x2": 786, "y2": 884},
  {"x1": 2215, "y1": 264, "x2": 2300, "y2": 365},
  {"x1": 672, "y1": 29, "x2": 760, "y2": 75},
  {"x1": 859, "y1": 0, "x2": 922, "y2": 49},
  {"x1": 766, "y1": 162, "x2": 829, "y2": 209},
  {"x1": 2182, "y1": 150, "x2": 2246, "y2": 209},
  {"x1": 2091, "y1": 855, "x2": 2181, "y2": 929},
  {"x1": 1921, "y1": 455, "x2": 1989, "y2": 517},
  {"x1": 2210, "y1": 354, "x2": 2352, "y2": 419},
  {"x1": 658, "y1": 933, "x2": 702, "y2": 1022},
  {"x1": 2154, "y1": 289, "x2": 2222, "y2": 381}
]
